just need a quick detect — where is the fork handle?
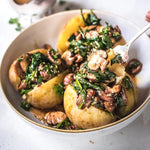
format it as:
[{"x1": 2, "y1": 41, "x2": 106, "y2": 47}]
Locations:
[{"x1": 127, "y1": 23, "x2": 150, "y2": 48}]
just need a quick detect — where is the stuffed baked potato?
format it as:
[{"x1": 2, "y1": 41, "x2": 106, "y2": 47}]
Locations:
[
  {"x1": 9, "y1": 10, "x2": 142, "y2": 130},
  {"x1": 63, "y1": 49, "x2": 137, "y2": 129},
  {"x1": 9, "y1": 48, "x2": 68, "y2": 109}
]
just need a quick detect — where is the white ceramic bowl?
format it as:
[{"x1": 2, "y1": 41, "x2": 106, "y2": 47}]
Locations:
[{"x1": 1, "y1": 10, "x2": 150, "y2": 135}]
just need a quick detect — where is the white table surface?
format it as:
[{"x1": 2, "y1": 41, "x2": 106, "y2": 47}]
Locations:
[{"x1": 0, "y1": 0, "x2": 150, "y2": 150}]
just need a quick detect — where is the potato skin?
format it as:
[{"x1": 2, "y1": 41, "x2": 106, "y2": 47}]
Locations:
[
  {"x1": 118, "y1": 75, "x2": 137, "y2": 117},
  {"x1": 64, "y1": 85, "x2": 116, "y2": 129},
  {"x1": 9, "y1": 49, "x2": 48, "y2": 91},
  {"x1": 9, "y1": 60, "x2": 22, "y2": 91},
  {"x1": 27, "y1": 70, "x2": 68, "y2": 109},
  {"x1": 57, "y1": 13, "x2": 88, "y2": 55}
]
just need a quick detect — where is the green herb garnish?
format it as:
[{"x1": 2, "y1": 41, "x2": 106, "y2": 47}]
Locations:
[
  {"x1": 20, "y1": 89, "x2": 32, "y2": 95},
  {"x1": 86, "y1": 9, "x2": 100, "y2": 25},
  {"x1": 80, "y1": 9, "x2": 100, "y2": 26},
  {"x1": 113, "y1": 32, "x2": 121, "y2": 40},
  {"x1": 17, "y1": 57, "x2": 23, "y2": 62},
  {"x1": 122, "y1": 76, "x2": 137, "y2": 103},
  {"x1": 9, "y1": 17, "x2": 23, "y2": 31},
  {"x1": 56, "y1": 118, "x2": 71, "y2": 129},
  {"x1": 109, "y1": 112, "x2": 114, "y2": 117},
  {"x1": 21, "y1": 101, "x2": 31, "y2": 111},
  {"x1": 123, "y1": 76, "x2": 133, "y2": 90},
  {"x1": 68, "y1": 33, "x2": 76, "y2": 42},
  {"x1": 54, "y1": 83, "x2": 64, "y2": 98},
  {"x1": 116, "y1": 94, "x2": 126, "y2": 107}
]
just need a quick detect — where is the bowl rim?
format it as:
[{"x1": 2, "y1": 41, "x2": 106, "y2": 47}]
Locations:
[{"x1": 1, "y1": 9, "x2": 150, "y2": 133}]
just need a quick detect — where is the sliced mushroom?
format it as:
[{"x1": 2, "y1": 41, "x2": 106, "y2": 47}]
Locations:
[
  {"x1": 63, "y1": 73, "x2": 74, "y2": 86},
  {"x1": 20, "y1": 53, "x2": 31, "y2": 72},
  {"x1": 42, "y1": 44, "x2": 52, "y2": 50},
  {"x1": 104, "y1": 101, "x2": 116, "y2": 112},
  {"x1": 106, "y1": 85, "x2": 121, "y2": 95},
  {"x1": 86, "y1": 89, "x2": 95, "y2": 98},
  {"x1": 40, "y1": 70, "x2": 52, "y2": 81},
  {"x1": 45, "y1": 111, "x2": 67, "y2": 125},
  {"x1": 100, "y1": 85, "x2": 121, "y2": 101},
  {"x1": 61, "y1": 50, "x2": 75, "y2": 66},
  {"x1": 87, "y1": 73, "x2": 97, "y2": 82},
  {"x1": 85, "y1": 30, "x2": 99, "y2": 39},
  {"x1": 18, "y1": 81, "x2": 27, "y2": 90},
  {"x1": 76, "y1": 94, "x2": 84, "y2": 108},
  {"x1": 100, "y1": 91, "x2": 114, "y2": 101},
  {"x1": 126, "y1": 59, "x2": 142, "y2": 75},
  {"x1": 74, "y1": 54, "x2": 83, "y2": 63},
  {"x1": 47, "y1": 49, "x2": 55, "y2": 64}
]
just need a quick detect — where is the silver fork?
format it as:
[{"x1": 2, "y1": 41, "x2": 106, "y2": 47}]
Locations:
[{"x1": 113, "y1": 23, "x2": 150, "y2": 62}]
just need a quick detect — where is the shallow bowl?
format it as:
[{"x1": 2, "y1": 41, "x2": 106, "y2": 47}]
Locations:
[{"x1": 1, "y1": 10, "x2": 150, "y2": 135}]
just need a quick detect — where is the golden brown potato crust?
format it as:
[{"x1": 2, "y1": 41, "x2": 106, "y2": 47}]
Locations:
[{"x1": 9, "y1": 49, "x2": 47, "y2": 91}]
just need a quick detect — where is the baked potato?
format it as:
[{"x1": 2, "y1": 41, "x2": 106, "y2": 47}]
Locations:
[
  {"x1": 9, "y1": 48, "x2": 68, "y2": 109},
  {"x1": 57, "y1": 13, "x2": 88, "y2": 55},
  {"x1": 64, "y1": 85, "x2": 116, "y2": 129},
  {"x1": 64, "y1": 75, "x2": 137, "y2": 129}
]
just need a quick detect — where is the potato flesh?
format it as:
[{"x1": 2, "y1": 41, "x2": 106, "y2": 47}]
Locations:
[
  {"x1": 27, "y1": 70, "x2": 68, "y2": 109},
  {"x1": 57, "y1": 13, "x2": 88, "y2": 55},
  {"x1": 64, "y1": 85, "x2": 116, "y2": 129}
]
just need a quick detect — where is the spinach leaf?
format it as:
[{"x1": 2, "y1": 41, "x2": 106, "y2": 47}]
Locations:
[
  {"x1": 111, "y1": 54, "x2": 123, "y2": 65},
  {"x1": 17, "y1": 57, "x2": 23, "y2": 62},
  {"x1": 68, "y1": 33, "x2": 76, "y2": 42},
  {"x1": 56, "y1": 118, "x2": 71, "y2": 129},
  {"x1": 101, "y1": 34, "x2": 112, "y2": 49},
  {"x1": 122, "y1": 76, "x2": 137, "y2": 103},
  {"x1": 116, "y1": 94, "x2": 126, "y2": 107},
  {"x1": 122, "y1": 76, "x2": 133, "y2": 90},
  {"x1": 86, "y1": 10, "x2": 101, "y2": 25},
  {"x1": 28, "y1": 52, "x2": 48, "y2": 72},
  {"x1": 21, "y1": 101, "x2": 31, "y2": 111},
  {"x1": 80, "y1": 9, "x2": 100, "y2": 26},
  {"x1": 9, "y1": 17, "x2": 23, "y2": 31},
  {"x1": 54, "y1": 83, "x2": 64, "y2": 99},
  {"x1": 20, "y1": 89, "x2": 32, "y2": 95},
  {"x1": 113, "y1": 32, "x2": 121, "y2": 40}
]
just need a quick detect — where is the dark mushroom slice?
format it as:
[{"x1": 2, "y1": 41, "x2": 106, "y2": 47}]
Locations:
[
  {"x1": 126, "y1": 59, "x2": 142, "y2": 75},
  {"x1": 63, "y1": 73, "x2": 74, "y2": 86}
]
